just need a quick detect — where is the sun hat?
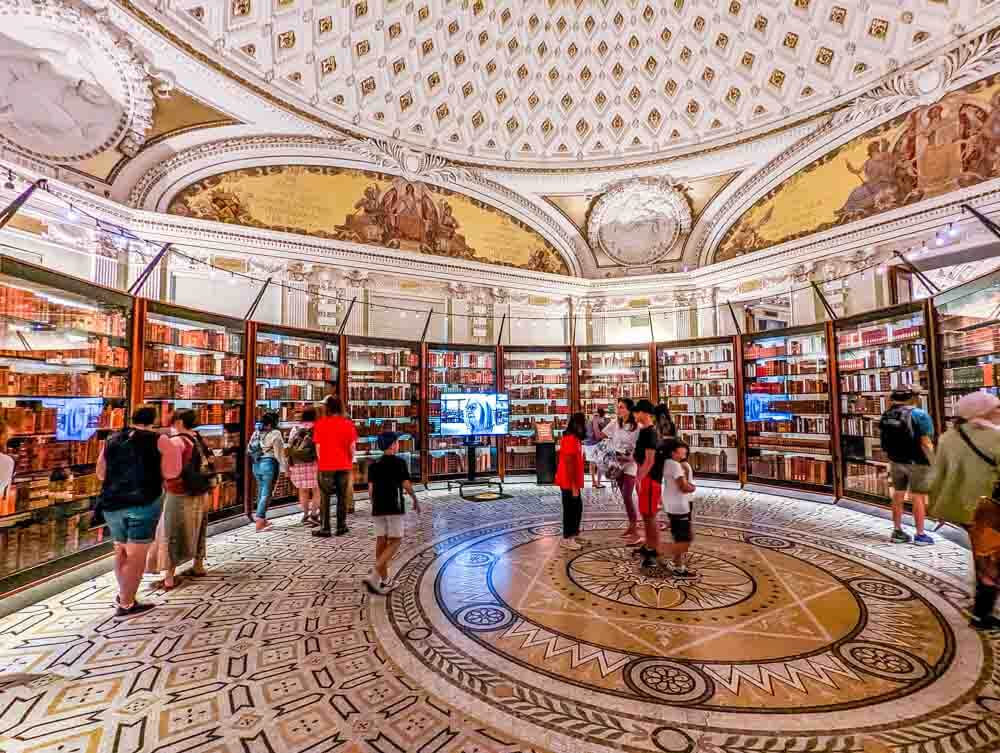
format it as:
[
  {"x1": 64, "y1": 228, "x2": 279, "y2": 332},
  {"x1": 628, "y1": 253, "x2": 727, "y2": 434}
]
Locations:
[{"x1": 956, "y1": 391, "x2": 1000, "y2": 421}]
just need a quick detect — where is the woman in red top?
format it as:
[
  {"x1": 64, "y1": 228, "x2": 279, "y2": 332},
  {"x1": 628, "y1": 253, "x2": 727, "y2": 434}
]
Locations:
[{"x1": 556, "y1": 412, "x2": 587, "y2": 551}]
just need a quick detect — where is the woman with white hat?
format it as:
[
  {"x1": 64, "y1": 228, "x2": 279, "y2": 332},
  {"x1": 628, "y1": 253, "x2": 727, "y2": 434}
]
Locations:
[{"x1": 929, "y1": 391, "x2": 1000, "y2": 630}]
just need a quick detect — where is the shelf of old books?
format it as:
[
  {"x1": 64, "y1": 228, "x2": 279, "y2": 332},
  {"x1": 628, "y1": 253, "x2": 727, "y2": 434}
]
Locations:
[
  {"x1": 254, "y1": 324, "x2": 338, "y2": 505},
  {"x1": 577, "y1": 346, "x2": 651, "y2": 416},
  {"x1": 503, "y1": 348, "x2": 571, "y2": 474},
  {"x1": 835, "y1": 303, "x2": 929, "y2": 503},
  {"x1": 0, "y1": 256, "x2": 133, "y2": 594},
  {"x1": 143, "y1": 302, "x2": 244, "y2": 521},
  {"x1": 934, "y1": 268, "x2": 1000, "y2": 428},
  {"x1": 426, "y1": 345, "x2": 496, "y2": 479},
  {"x1": 742, "y1": 325, "x2": 834, "y2": 494},
  {"x1": 348, "y1": 338, "x2": 420, "y2": 487},
  {"x1": 657, "y1": 337, "x2": 738, "y2": 479}
]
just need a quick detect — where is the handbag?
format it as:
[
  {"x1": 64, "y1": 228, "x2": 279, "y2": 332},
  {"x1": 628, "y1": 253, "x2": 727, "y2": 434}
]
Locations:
[{"x1": 955, "y1": 425, "x2": 1000, "y2": 562}]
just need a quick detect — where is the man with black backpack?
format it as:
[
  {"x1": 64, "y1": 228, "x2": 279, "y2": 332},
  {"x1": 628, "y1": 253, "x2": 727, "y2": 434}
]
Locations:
[
  {"x1": 879, "y1": 389, "x2": 936, "y2": 545},
  {"x1": 97, "y1": 405, "x2": 182, "y2": 617}
]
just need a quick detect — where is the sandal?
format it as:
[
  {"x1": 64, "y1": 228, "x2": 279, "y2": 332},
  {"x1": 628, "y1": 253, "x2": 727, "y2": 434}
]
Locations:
[{"x1": 150, "y1": 578, "x2": 182, "y2": 591}]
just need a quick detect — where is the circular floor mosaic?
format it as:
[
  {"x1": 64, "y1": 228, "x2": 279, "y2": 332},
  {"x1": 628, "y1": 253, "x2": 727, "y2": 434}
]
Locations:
[{"x1": 372, "y1": 511, "x2": 995, "y2": 753}]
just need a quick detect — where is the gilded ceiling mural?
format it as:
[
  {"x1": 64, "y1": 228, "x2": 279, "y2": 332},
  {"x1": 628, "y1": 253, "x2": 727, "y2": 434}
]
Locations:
[
  {"x1": 167, "y1": 166, "x2": 570, "y2": 275},
  {"x1": 715, "y1": 72, "x2": 1000, "y2": 263}
]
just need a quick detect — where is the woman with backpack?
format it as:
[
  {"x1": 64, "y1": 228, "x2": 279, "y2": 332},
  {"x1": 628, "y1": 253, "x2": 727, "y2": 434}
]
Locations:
[
  {"x1": 287, "y1": 407, "x2": 320, "y2": 526},
  {"x1": 249, "y1": 412, "x2": 287, "y2": 532},
  {"x1": 603, "y1": 397, "x2": 641, "y2": 545},
  {"x1": 146, "y1": 410, "x2": 215, "y2": 589}
]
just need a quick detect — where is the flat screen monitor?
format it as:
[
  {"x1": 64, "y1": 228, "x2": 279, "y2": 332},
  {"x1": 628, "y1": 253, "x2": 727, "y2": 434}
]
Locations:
[
  {"x1": 440, "y1": 393, "x2": 509, "y2": 437},
  {"x1": 743, "y1": 393, "x2": 793, "y2": 423},
  {"x1": 42, "y1": 397, "x2": 105, "y2": 441}
]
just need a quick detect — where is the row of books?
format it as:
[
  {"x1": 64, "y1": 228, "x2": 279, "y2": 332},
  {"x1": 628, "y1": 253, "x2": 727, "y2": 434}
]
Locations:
[
  {"x1": 146, "y1": 324, "x2": 242, "y2": 353},
  {"x1": 677, "y1": 431, "x2": 737, "y2": 448},
  {"x1": 839, "y1": 369, "x2": 923, "y2": 394},
  {"x1": 0, "y1": 405, "x2": 124, "y2": 436},
  {"x1": 0, "y1": 370, "x2": 126, "y2": 398},
  {"x1": 744, "y1": 336, "x2": 825, "y2": 360},
  {"x1": 749, "y1": 436, "x2": 831, "y2": 453},
  {"x1": 356, "y1": 419, "x2": 419, "y2": 437},
  {"x1": 256, "y1": 363, "x2": 336, "y2": 381},
  {"x1": 504, "y1": 450, "x2": 537, "y2": 471},
  {"x1": 842, "y1": 393, "x2": 928, "y2": 416},
  {"x1": 0, "y1": 472, "x2": 101, "y2": 516},
  {"x1": 510, "y1": 402, "x2": 570, "y2": 416},
  {"x1": 352, "y1": 350, "x2": 419, "y2": 368},
  {"x1": 428, "y1": 352, "x2": 494, "y2": 368},
  {"x1": 354, "y1": 404, "x2": 414, "y2": 419},
  {"x1": 838, "y1": 343, "x2": 926, "y2": 371},
  {"x1": 750, "y1": 455, "x2": 830, "y2": 485},
  {"x1": 351, "y1": 368, "x2": 418, "y2": 384},
  {"x1": 747, "y1": 378, "x2": 828, "y2": 395},
  {"x1": 348, "y1": 385, "x2": 415, "y2": 401},
  {"x1": 146, "y1": 376, "x2": 244, "y2": 400},
  {"x1": 428, "y1": 370, "x2": 494, "y2": 388},
  {"x1": 10, "y1": 435, "x2": 105, "y2": 474},
  {"x1": 746, "y1": 416, "x2": 830, "y2": 434},
  {"x1": 944, "y1": 364, "x2": 999, "y2": 389},
  {"x1": 662, "y1": 383, "x2": 735, "y2": 398},
  {"x1": 579, "y1": 384, "x2": 648, "y2": 400},
  {"x1": 0, "y1": 340, "x2": 129, "y2": 368},
  {"x1": 746, "y1": 359, "x2": 826, "y2": 377},
  {"x1": 258, "y1": 339, "x2": 333, "y2": 361},
  {"x1": 511, "y1": 416, "x2": 568, "y2": 431},
  {"x1": 3, "y1": 284, "x2": 126, "y2": 336},
  {"x1": 257, "y1": 384, "x2": 328, "y2": 402},
  {"x1": 675, "y1": 414, "x2": 735, "y2": 431},
  {"x1": 579, "y1": 371, "x2": 650, "y2": 384},
  {"x1": 0, "y1": 512, "x2": 105, "y2": 577},
  {"x1": 661, "y1": 365, "x2": 734, "y2": 381},
  {"x1": 146, "y1": 401, "x2": 240, "y2": 426},
  {"x1": 506, "y1": 358, "x2": 568, "y2": 370},
  {"x1": 506, "y1": 372, "x2": 567, "y2": 385},
  {"x1": 942, "y1": 328, "x2": 1000, "y2": 361},
  {"x1": 579, "y1": 353, "x2": 648, "y2": 369},
  {"x1": 759, "y1": 399, "x2": 830, "y2": 414},
  {"x1": 659, "y1": 347, "x2": 732, "y2": 365},
  {"x1": 837, "y1": 322, "x2": 922, "y2": 349},
  {"x1": 668, "y1": 398, "x2": 737, "y2": 415},
  {"x1": 428, "y1": 447, "x2": 492, "y2": 474},
  {"x1": 845, "y1": 462, "x2": 889, "y2": 498},
  {"x1": 509, "y1": 386, "x2": 569, "y2": 400},
  {"x1": 841, "y1": 416, "x2": 882, "y2": 438},
  {"x1": 145, "y1": 350, "x2": 244, "y2": 378},
  {"x1": 688, "y1": 449, "x2": 734, "y2": 474}
]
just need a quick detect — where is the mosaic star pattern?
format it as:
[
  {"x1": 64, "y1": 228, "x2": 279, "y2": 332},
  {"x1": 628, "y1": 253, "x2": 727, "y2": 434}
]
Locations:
[{"x1": 0, "y1": 485, "x2": 998, "y2": 753}]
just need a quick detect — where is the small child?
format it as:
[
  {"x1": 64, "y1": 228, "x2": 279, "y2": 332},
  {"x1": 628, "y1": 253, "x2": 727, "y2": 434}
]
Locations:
[
  {"x1": 661, "y1": 438, "x2": 697, "y2": 578},
  {"x1": 364, "y1": 431, "x2": 421, "y2": 595}
]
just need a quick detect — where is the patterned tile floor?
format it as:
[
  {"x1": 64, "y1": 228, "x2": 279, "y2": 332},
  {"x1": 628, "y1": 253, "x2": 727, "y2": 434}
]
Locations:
[{"x1": 0, "y1": 485, "x2": 998, "y2": 753}]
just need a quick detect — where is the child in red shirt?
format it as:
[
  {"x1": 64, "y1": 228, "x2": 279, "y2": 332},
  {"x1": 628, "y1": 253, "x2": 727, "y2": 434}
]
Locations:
[{"x1": 555, "y1": 412, "x2": 588, "y2": 551}]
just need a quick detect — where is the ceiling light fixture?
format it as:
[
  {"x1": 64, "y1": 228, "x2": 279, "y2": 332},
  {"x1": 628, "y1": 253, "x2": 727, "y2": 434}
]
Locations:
[
  {"x1": 948, "y1": 222, "x2": 959, "y2": 237},
  {"x1": 935, "y1": 233, "x2": 945, "y2": 246},
  {"x1": 3, "y1": 171, "x2": 14, "y2": 191},
  {"x1": 65, "y1": 204, "x2": 79, "y2": 221}
]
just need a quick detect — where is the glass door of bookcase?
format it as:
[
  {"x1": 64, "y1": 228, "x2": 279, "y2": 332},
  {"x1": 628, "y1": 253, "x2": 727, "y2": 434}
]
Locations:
[
  {"x1": 254, "y1": 325, "x2": 339, "y2": 507},
  {"x1": 834, "y1": 303, "x2": 930, "y2": 503},
  {"x1": 934, "y1": 268, "x2": 1000, "y2": 427},
  {"x1": 143, "y1": 302, "x2": 246, "y2": 520},
  {"x1": 0, "y1": 256, "x2": 133, "y2": 594},
  {"x1": 742, "y1": 325, "x2": 835, "y2": 494},
  {"x1": 347, "y1": 338, "x2": 420, "y2": 487},
  {"x1": 426, "y1": 345, "x2": 497, "y2": 479},
  {"x1": 503, "y1": 348, "x2": 571, "y2": 474},
  {"x1": 577, "y1": 346, "x2": 651, "y2": 417},
  {"x1": 656, "y1": 338, "x2": 738, "y2": 479}
]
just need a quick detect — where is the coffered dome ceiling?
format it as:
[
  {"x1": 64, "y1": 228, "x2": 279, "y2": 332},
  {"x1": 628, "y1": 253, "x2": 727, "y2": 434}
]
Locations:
[{"x1": 121, "y1": 0, "x2": 991, "y2": 168}]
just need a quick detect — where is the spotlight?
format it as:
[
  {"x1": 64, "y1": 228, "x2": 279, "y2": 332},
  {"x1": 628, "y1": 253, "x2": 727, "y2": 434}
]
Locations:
[
  {"x1": 399, "y1": 311, "x2": 407, "y2": 318},
  {"x1": 948, "y1": 222, "x2": 960, "y2": 237},
  {"x1": 935, "y1": 233, "x2": 945, "y2": 246},
  {"x1": 228, "y1": 271, "x2": 237, "y2": 285},
  {"x1": 3, "y1": 171, "x2": 13, "y2": 191},
  {"x1": 65, "y1": 204, "x2": 79, "y2": 221}
]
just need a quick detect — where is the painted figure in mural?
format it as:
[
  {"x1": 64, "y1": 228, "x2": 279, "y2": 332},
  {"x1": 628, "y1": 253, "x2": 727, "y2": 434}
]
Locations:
[
  {"x1": 337, "y1": 185, "x2": 387, "y2": 243},
  {"x1": 381, "y1": 181, "x2": 439, "y2": 243},
  {"x1": 839, "y1": 140, "x2": 900, "y2": 220},
  {"x1": 726, "y1": 206, "x2": 774, "y2": 256}
]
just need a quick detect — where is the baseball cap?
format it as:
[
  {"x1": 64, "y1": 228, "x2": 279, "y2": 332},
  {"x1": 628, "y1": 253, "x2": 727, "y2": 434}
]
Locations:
[
  {"x1": 634, "y1": 399, "x2": 656, "y2": 415},
  {"x1": 890, "y1": 388, "x2": 916, "y2": 402},
  {"x1": 956, "y1": 392, "x2": 1000, "y2": 421},
  {"x1": 377, "y1": 431, "x2": 399, "y2": 451}
]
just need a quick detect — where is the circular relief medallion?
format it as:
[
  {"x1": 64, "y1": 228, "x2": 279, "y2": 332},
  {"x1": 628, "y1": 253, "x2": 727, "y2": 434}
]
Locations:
[
  {"x1": 587, "y1": 177, "x2": 693, "y2": 267},
  {"x1": 373, "y1": 512, "x2": 983, "y2": 753}
]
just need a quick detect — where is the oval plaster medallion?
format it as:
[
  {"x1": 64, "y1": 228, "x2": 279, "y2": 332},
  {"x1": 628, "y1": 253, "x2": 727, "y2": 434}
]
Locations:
[{"x1": 587, "y1": 178, "x2": 692, "y2": 266}]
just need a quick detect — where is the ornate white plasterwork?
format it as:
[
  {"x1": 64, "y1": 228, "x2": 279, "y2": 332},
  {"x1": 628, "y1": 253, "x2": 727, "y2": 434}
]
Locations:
[
  {"x1": 0, "y1": 0, "x2": 167, "y2": 162},
  {"x1": 125, "y1": 133, "x2": 592, "y2": 277},
  {"x1": 587, "y1": 177, "x2": 692, "y2": 266},
  {"x1": 112, "y1": 0, "x2": 997, "y2": 170}
]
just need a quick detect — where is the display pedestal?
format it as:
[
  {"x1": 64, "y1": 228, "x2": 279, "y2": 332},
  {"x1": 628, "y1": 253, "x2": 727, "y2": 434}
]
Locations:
[
  {"x1": 535, "y1": 442, "x2": 556, "y2": 485},
  {"x1": 448, "y1": 438, "x2": 503, "y2": 498}
]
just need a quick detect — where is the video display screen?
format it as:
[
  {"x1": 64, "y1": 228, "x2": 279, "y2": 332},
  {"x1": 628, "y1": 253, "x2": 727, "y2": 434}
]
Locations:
[
  {"x1": 744, "y1": 393, "x2": 793, "y2": 423},
  {"x1": 440, "y1": 393, "x2": 509, "y2": 437},
  {"x1": 42, "y1": 397, "x2": 105, "y2": 441}
]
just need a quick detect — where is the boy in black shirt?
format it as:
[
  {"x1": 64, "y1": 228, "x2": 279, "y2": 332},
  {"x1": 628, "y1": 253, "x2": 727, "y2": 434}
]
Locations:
[{"x1": 365, "y1": 431, "x2": 421, "y2": 595}]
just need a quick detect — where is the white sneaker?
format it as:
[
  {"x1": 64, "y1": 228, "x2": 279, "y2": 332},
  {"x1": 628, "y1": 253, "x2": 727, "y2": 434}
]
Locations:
[
  {"x1": 363, "y1": 574, "x2": 385, "y2": 595},
  {"x1": 560, "y1": 538, "x2": 582, "y2": 551}
]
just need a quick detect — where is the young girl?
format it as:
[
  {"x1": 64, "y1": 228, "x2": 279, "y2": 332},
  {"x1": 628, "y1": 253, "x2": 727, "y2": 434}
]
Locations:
[
  {"x1": 555, "y1": 412, "x2": 587, "y2": 551},
  {"x1": 604, "y1": 398, "x2": 640, "y2": 545},
  {"x1": 249, "y1": 413, "x2": 287, "y2": 532},
  {"x1": 661, "y1": 438, "x2": 697, "y2": 578}
]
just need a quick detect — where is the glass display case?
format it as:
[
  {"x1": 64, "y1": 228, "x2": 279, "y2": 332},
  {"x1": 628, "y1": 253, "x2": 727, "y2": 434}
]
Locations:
[
  {"x1": 143, "y1": 302, "x2": 244, "y2": 520},
  {"x1": 742, "y1": 325, "x2": 834, "y2": 493},
  {"x1": 934, "y1": 269, "x2": 1000, "y2": 426},
  {"x1": 426, "y1": 345, "x2": 496, "y2": 478},
  {"x1": 254, "y1": 324, "x2": 338, "y2": 506},
  {"x1": 835, "y1": 303, "x2": 930, "y2": 502},
  {"x1": 503, "y1": 348, "x2": 571, "y2": 474},
  {"x1": 657, "y1": 338, "x2": 738, "y2": 479},
  {"x1": 577, "y1": 346, "x2": 651, "y2": 417},
  {"x1": 347, "y1": 338, "x2": 420, "y2": 487},
  {"x1": 0, "y1": 256, "x2": 132, "y2": 594}
]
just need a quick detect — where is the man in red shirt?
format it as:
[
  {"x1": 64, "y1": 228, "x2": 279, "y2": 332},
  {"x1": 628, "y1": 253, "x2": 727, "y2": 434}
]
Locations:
[{"x1": 313, "y1": 395, "x2": 357, "y2": 537}]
